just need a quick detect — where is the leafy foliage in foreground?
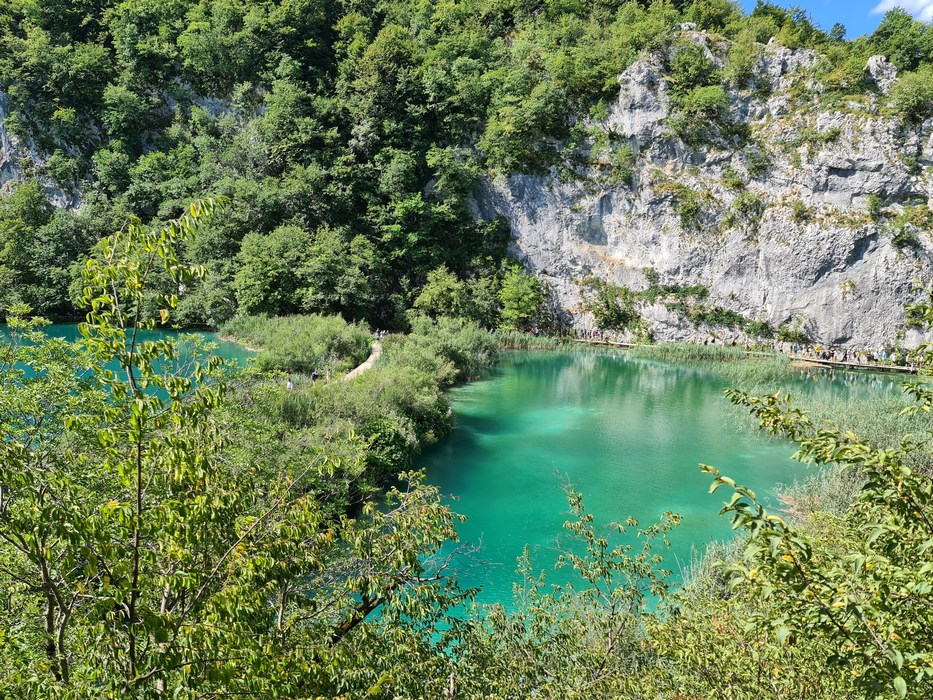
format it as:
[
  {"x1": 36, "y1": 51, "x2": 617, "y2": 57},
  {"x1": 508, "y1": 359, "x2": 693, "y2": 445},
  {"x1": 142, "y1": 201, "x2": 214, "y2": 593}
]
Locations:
[
  {"x1": 3, "y1": 200, "x2": 933, "y2": 699},
  {"x1": 0, "y1": 203, "x2": 469, "y2": 698}
]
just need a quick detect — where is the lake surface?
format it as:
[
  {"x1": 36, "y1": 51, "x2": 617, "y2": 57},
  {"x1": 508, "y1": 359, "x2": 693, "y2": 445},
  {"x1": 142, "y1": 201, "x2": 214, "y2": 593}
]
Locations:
[
  {"x1": 417, "y1": 350, "x2": 902, "y2": 606},
  {"x1": 40, "y1": 323, "x2": 253, "y2": 366}
]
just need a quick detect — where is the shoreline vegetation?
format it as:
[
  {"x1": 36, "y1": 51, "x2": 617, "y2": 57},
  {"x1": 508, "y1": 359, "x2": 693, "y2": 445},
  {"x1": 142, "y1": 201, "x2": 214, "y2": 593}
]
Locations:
[
  {"x1": 9, "y1": 277, "x2": 933, "y2": 697},
  {"x1": 220, "y1": 316, "x2": 928, "y2": 532}
]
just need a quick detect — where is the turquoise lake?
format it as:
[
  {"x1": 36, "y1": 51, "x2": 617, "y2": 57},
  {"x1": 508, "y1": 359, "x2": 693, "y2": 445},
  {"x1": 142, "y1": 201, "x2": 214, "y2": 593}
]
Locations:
[
  {"x1": 416, "y1": 350, "x2": 902, "y2": 606},
  {"x1": 39, "y1": 323, "x2": 253, "y2": 367},
  {"x1": 27, "y1": 326, "x2": 903, "y2": 608}
]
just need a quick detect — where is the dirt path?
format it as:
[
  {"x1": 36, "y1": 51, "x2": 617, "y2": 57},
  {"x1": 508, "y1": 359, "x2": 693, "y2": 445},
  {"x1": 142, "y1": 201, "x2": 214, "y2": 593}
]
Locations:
[{"x1": 343, "y1": 341, "x2": 382, "y2": 381}]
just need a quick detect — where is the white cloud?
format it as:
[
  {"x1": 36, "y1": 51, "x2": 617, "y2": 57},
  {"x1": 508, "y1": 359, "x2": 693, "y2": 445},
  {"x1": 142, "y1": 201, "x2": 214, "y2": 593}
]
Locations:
[{"x1": 871, "y1": 0, "x2": 933, "y2": 22}]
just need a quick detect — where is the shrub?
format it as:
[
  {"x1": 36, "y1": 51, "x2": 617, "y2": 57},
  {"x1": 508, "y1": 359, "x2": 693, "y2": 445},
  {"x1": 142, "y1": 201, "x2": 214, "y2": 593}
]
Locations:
[
  {"x1": 723, "y1": 33, "x2": 762, "y2": 88},
  {"x1": 580, "y1": 278, "x2": 642, "y2": 331},
  {"x1": 608, "y1": 144, "x2": 636, "y2": 185},
  {"x1": 222, "y1": 313, "x2": 372, "y2": 375},
  {"x1": 790, "y1": 199, "x2": 811, "y2": 223},
  {"x1": 889, "y1": 68, "x2": 933, "y2": 121},
  {"x1": 680, "y1": 85, "x2": 730, "y2": 119},
  {"x1": 746, "y1": 148, "x2": 770, "y2": 177},
  {"x1": 744, "y1": 319, "x2": 775, "y2": 338},
  {"x1": 727, "y1": 191, "x2": 766, "y2": 229},
  {"x1": 722, "y1": 165, "x2": 745, "y2": 189},
  {"x1": 667, "y1": 41, "x2": 719, "y2": 100},
  {"x1": 776, "y1": 323, "x2": 810, "y2": 343}
]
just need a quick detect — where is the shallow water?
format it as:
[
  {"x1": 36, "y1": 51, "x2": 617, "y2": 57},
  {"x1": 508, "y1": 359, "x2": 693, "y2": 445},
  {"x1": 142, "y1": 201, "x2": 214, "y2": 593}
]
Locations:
[
  {"x1": 417, "y1": 350, "x2": 902, "y2": 606},
  {"x1": 40, "y1": 323, "x2": 253, "y2": 366}
]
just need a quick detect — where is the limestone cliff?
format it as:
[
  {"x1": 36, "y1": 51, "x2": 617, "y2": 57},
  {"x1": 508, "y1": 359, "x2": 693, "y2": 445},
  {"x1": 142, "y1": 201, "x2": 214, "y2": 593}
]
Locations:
[
  {"x1": 0, "y1": 93, "x2": 82, "y2": 209},
  {"x1": 473, "y1": 28, "x2": 933, "y2": 348}
]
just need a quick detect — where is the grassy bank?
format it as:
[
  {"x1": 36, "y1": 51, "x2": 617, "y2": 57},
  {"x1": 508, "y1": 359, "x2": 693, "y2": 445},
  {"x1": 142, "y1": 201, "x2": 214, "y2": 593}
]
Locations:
[
  {"x1": 492, "y1": 330, "x2": 573, "y2": 350},
  {"x1": 221, "y1": 313, "x2": 372, "y2": 375},
  {"x1": 226, "y1": 314, "x2": 499, "y2": 501}
]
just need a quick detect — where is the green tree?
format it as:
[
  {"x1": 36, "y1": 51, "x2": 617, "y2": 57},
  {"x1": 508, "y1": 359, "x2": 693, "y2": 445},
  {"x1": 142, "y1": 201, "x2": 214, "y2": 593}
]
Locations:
[
  {"x1": 299, "y1": 226, "x2": 378, "y2": 319},
  {"x1": 667, "y1": 41, "x2": 719, "y2": 101},
  {"x1": 414, "y1": 265, "x2": 467, "y2": 318},
  {"x1": 889, "y1": 68, "x2": 933, "y2": 121},
  {"x1": 233, "y1": 224, "x2": 312, "y2": 315},
  {"x1": 498, "y1": 264, "x2": 543, "y2": 330},
  {"x1": 581, "y1": 278, "x2": 641, "y2": 331},
  {"x1": 681, "y1": 84, "x2": 731, "y2": 119},
  {"x1": 101, "y1": 84, "x2": 150, "y2": 144},
  {"x1": 869, "y1": 8, "x2": 933, "y2": 72}
]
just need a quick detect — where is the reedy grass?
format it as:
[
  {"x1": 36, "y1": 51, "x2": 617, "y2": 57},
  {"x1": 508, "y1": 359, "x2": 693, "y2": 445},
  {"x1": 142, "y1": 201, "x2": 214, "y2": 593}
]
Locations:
[
  {"x1": 627, "y1": 343, "x2": 933, "y2": 521},
  {"x1": 222, "y1": 313, "x2": 372, "y2": 375},
  {"x1": 492, "y1": 330, "x2": 572, "y2": 350},
  {"x1": 626, "y1": 342, "x2": 796, "y2": 385}
]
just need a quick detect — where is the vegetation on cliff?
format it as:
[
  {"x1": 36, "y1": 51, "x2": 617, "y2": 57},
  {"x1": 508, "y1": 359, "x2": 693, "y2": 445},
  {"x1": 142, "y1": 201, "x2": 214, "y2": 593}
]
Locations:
[
  {"x1": 3, "y1": 0, "x2": 933, "y2": 696},
  {"x1": 2, "y1": 0, "x2": 933, "y2": 330}
]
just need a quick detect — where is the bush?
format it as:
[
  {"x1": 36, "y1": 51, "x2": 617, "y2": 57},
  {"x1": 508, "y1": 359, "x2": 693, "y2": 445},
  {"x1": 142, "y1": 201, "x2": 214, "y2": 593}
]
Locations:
[
  {"x1": 744, "y1": 319, "x2": 775, "y2": 338},
  {"x1": 776, "y1": 323, "x2": 810, "y2": 343},
  {"x1": 724, "y1": 33, "x2": 763, "y2": 87},
  {"x1": 676, "y1": 190, "x2": 703, "y2": 229},
  {"x1": 608, "y1": 144, "x2": 636, "y2": 185},
  {"x1": 790, "y1": 199, "x2": 811, "y2": 223},
  {"x1": 222, "y1": 313, "x2": 372, "y2": 375},
  {"x1": 726, "y1": 191, "x2": 766, "y2": 229},
  {"x1": 746, "y1": 148, "x2": 770, "y2": 177},
  {"x1": 889, "y1": 68, "x2": 933, "y2": 121},
  {"x1": 580, "y1": 278, "x2": 642, "y2": 331},
  {"x1": 680, "y1": 85, "x2": 730, "y2": 119},
  {"x1": 667, "y1": 41, "x2": 719, "y2": 100},
  {"x1": 722, "y1": 165, "x2": 745, "y2": 189}
]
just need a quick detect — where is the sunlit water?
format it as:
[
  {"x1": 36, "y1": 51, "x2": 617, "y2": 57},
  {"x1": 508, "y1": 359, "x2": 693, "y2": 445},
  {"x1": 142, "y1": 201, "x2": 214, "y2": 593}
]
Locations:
[
  {"x1": 39, "y1": 323, "x2": 253, "y2": 367},
  {"x1": 417, "y1": 350, "x2": 903, "y2": 606},
  {"x1": 25, "y1": 327, "x2": 903, "y2": 607}
]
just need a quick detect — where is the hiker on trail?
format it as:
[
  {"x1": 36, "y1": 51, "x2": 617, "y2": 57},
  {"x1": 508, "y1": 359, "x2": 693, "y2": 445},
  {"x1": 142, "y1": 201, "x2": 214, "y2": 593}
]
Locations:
[
  {"x1": 311, "y1": 370, "x2": 319, "y2": 383},
  {"x1": 286, "y1": 378, "x2": 294, "y2": 391}
]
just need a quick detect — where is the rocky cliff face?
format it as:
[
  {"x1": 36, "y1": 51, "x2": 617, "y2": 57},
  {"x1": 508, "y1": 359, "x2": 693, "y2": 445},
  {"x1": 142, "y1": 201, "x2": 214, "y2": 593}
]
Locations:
[
  {"x1": 0, "y1": 93, "x2": 81, "y2": 208},
  {"x1": 473, "y1": 29, "x2": 933, "y2": 348}
]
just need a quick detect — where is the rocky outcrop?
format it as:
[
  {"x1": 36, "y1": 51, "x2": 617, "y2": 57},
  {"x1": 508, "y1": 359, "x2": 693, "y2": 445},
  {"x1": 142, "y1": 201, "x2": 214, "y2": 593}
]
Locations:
[
  {"x1": 0, "y1": 92, "x2": 81, "y2": 208},
  {"x1": 472, "y1": 38, "x2": 933, "y2": 348}
]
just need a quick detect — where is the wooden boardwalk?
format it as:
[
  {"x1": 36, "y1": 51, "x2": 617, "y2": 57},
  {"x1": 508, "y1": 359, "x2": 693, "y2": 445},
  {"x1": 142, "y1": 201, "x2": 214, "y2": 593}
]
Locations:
[
  {"x1": 344, "y1": 341, "x2": 382, "y2": 381},
  {"x1": 570, "y1": 338, "x2": 921, "y2": 374}
]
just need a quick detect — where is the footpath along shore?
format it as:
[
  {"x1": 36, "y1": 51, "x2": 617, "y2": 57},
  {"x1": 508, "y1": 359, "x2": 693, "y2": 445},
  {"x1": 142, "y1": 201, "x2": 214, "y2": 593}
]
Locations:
[
  {"x1": 343, "y1": 340, "x2": 382, "y2": 380},
  {"x1": 572, "y1": 338, "x2": 922, "y2": 375}
]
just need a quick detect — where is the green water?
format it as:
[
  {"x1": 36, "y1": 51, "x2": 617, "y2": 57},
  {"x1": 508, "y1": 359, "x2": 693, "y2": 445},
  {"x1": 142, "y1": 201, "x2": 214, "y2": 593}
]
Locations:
[
  {"x1": 3, "y1": 323, "x2": 252, "y2": 387},
  {"x1": 417, "y1": 350, "x2": 901, "y2": 606},
  {"x1": 41, "y1": 323, "x2": 253, "y2": 366}
]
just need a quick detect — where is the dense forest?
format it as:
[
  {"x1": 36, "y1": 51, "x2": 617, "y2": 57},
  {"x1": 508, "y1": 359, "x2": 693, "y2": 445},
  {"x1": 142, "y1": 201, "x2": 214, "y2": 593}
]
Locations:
[
  {"x1": 4, "y1": 0, "x2": 933, "y2": 329},
  {"x1": 3, "y1": 0, "x2": 933, "y2": 697}
]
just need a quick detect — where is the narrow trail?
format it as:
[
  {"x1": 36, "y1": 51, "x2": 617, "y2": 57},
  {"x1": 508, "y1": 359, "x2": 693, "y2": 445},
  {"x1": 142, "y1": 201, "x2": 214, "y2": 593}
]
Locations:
[
  {"x1": 343, "y1": 341, "x2": 382, "y2": 381},
  {"x1": 572, "y1": 338, "x2": 920, "y2": 374}
]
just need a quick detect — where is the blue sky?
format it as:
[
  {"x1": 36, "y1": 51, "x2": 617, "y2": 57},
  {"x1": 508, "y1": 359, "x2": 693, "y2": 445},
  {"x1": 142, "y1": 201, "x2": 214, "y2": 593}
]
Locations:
[{"x1": 737, "y1": 0, "x2": 928, "y2": 39}]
